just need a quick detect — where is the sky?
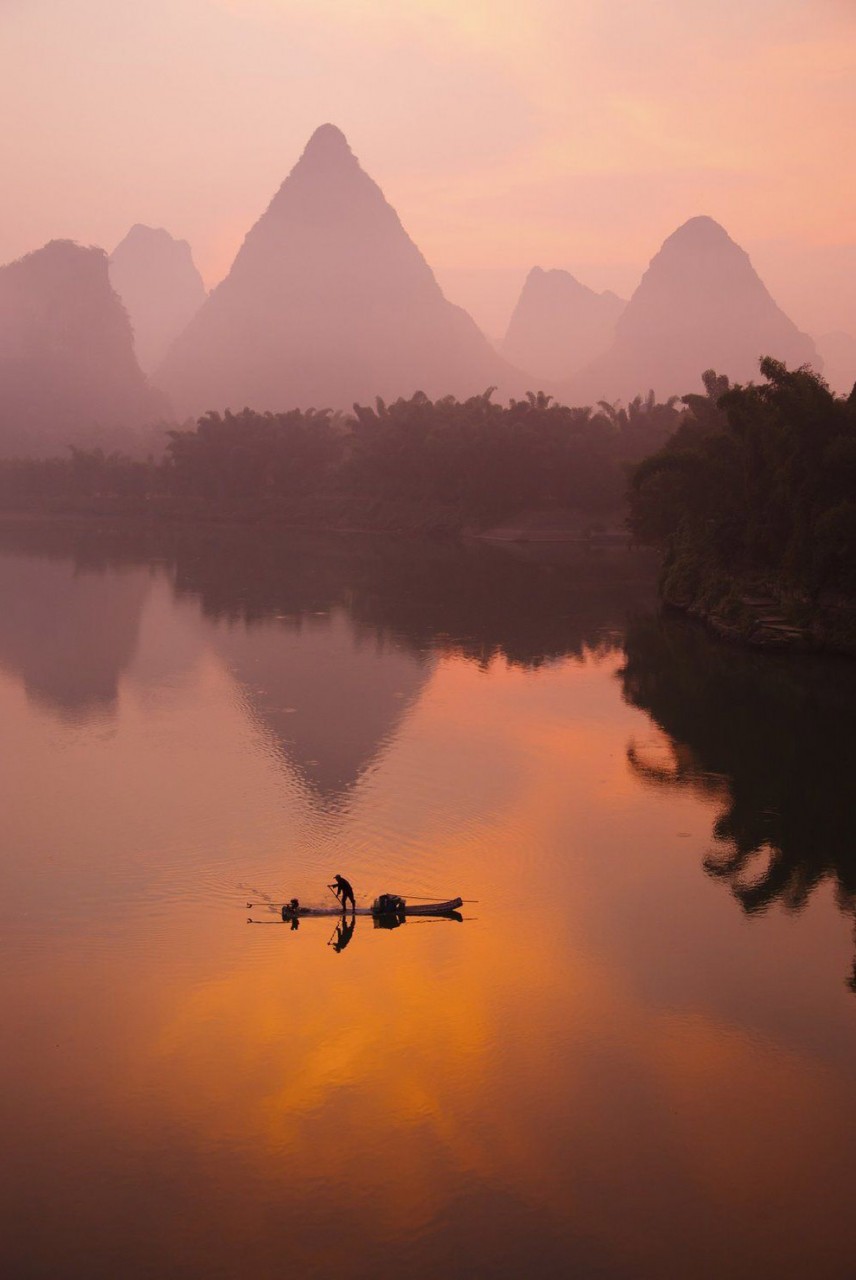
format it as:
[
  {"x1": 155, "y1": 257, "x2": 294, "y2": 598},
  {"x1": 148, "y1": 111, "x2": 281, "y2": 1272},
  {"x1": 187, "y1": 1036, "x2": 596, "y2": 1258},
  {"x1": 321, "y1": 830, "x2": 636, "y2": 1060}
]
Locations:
[{"x1": 1, "y1": 0, "x2": 854, "y2": 338}]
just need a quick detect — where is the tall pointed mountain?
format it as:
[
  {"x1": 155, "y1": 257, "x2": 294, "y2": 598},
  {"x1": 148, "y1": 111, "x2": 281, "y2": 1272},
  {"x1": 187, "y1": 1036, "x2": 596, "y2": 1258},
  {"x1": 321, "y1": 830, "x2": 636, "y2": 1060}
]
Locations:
[
  {"x1": 568, "y1": 217, "x2": 820, "y2": 403},
  {"x1": 0, "y1": 240, "x2": 168, "y2": 457},
  {"x1": 110, "y1": 225, "x2": 206, "y2": 374},
  {"x1": 502, "y1": 267, "x2": 625, "y2": 382},
  {"x1": 156, "y1": 125, "x2": 520, "y2": 415}
]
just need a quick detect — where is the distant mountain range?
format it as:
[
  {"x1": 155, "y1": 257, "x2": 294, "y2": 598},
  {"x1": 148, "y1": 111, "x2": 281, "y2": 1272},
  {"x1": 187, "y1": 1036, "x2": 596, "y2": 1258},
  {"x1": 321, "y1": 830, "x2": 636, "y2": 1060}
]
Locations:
[
  {"x1": 0, "y1": 240, "x2": 166, "y2": 458},
  {"x1": 110, "y1": 224, "x2": 206, "y2": 374},
  {"x1": 0, "y1": 140, "x2": 844, "y2": 462},
  {"x1": 156, "y1": 124, "x2": 522, "y2": 416},
  {"x1": 565, "y1": 216, "x2": 819, "y2": 403}
]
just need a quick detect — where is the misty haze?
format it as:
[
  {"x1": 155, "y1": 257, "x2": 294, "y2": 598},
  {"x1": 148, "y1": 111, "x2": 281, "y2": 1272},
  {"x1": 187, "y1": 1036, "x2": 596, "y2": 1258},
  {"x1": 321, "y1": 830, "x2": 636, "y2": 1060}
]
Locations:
[{"x1": 1, "y1": 3, "x2": 856, "y2": 1279}]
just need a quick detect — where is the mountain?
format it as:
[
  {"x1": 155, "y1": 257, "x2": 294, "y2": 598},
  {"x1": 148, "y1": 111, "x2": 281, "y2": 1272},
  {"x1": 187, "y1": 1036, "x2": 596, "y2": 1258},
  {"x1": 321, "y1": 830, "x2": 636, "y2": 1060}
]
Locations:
[
  {"x1": 0, "y1": 240, "x2": 168, "y2": 458},
  {"x1": 502, "y1": 268, "x2": 625, "y2": 382},
  {"x1": 814, "y1": 331, "x2": 856, "y2": 397},
  {"x1": 156, "y1": 124, "x2": 520, "y2": 416},
  {"x1": 568, "y1": 217, "x2": 820, "y2": 403},
  {"x1": 110, "y1": 225, "x2": 206, "y2": 374}
]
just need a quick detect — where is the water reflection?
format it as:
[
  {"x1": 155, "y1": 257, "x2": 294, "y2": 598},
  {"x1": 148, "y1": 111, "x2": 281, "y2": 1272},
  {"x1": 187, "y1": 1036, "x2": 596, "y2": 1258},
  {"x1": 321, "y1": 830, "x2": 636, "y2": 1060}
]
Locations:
[
  {"x1": 215, "y1": 612, "x2": 432, "y2": 804},
  {"x1": 0, "y1": 520, "x2": 655, "y2": 670},
  {"x1": 4, "y1": 522, "x2": 856, "y2": 1278},
  {"x1": 0, "y1": 521, "x2": 653, "y2": 805},
  {"x1": 0, "y1": 547, "x2": 150, "y2": 722},
  {"x1": 620, "y1": 612, "x2": 856, "y2": 987},
  {"x1": 331, "y1": 914, "x2": 356, "y2": 950}
]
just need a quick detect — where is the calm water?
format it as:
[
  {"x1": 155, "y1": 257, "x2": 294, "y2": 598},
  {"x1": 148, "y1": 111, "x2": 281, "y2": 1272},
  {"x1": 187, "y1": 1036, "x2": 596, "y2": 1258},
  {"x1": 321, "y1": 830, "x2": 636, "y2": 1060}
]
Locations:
[{"x1": 2, "y1": 522, "x2": 856, "y2": 1280}]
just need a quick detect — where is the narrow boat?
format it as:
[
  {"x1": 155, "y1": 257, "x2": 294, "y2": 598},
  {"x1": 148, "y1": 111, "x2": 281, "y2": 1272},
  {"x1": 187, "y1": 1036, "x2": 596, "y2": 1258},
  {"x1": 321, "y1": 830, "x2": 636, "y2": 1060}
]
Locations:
[
  {"x1": 281, "y1": 894, "x2": 463, "y2": 920},
  {"x1": 391, "y1": 897, "x2": 463, "y2": 916}
]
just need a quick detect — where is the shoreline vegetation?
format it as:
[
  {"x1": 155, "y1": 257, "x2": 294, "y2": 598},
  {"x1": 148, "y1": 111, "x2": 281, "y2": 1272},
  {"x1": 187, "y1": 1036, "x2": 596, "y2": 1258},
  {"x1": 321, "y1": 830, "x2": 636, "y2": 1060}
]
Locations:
[
  {"x1": 1, "y1": 363, "x2": 854, "y2": 655},
  {"x1": 629, "y1": 360, "x2": 856, "y2": 656},
  {"x1": 0, "y1": 388, "x2": 683, "y2": 540}
]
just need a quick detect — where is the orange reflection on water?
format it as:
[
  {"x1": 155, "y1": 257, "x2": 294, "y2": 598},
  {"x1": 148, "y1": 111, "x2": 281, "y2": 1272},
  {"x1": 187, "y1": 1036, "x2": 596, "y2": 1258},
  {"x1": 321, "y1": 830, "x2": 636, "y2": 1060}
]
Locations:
[{"x1": 4, "y1": 621, "x2": 856, "y2": 1278}]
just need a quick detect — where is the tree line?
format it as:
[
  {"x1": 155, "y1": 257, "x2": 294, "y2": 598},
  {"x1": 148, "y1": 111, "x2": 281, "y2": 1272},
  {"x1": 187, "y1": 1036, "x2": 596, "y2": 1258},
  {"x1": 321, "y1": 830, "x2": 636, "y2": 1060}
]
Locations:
[
  {"x1": 3, "y1": 364, "x2": 853, "y2": 595},
  {"x1": 0, "y1": 389, "x2": 684, "y2": 522}
]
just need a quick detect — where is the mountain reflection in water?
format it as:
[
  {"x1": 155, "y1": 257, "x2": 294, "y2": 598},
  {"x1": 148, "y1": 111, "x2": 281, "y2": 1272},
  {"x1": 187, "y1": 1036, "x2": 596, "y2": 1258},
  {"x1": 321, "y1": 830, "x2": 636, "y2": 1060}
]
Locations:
[
  {"x1": 0, "y1": 547, "x2": 150, "y2": 721},
  {"x1": 0, "y1": 522, "x2": 650, "y2": 806}
]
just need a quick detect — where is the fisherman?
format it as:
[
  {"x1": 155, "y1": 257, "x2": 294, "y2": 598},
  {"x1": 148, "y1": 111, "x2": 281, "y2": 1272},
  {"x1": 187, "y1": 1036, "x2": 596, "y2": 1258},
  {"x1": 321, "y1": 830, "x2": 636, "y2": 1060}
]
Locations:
[{"x1": 330, "y1": 874, "x2": 356, "y2": 913}]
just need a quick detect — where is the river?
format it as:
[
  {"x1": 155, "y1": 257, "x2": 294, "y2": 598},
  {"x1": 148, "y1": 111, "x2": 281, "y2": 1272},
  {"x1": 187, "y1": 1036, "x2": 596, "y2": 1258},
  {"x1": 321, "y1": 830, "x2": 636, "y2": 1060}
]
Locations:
[{"x1": 1, "y1": 522, "x2": 855, "y2": 1279}]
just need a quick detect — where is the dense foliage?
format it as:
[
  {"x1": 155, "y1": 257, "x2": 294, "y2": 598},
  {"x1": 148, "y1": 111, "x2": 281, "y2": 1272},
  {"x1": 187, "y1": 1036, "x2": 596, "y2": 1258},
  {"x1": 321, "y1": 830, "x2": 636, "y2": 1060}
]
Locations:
[
  {"x1": 0, "y1": 389, "x2": 684, "y2": 523},
  {"x1": 629, "y1": 360, "x2": 856, "y2": 597}
]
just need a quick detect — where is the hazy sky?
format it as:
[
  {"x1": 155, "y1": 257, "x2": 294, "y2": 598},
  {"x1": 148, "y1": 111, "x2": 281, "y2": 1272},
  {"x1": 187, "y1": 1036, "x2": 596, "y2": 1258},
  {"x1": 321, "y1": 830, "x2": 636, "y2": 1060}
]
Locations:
[{"x1": 1, "y1": 0, "x2": 854, "y2": 336}]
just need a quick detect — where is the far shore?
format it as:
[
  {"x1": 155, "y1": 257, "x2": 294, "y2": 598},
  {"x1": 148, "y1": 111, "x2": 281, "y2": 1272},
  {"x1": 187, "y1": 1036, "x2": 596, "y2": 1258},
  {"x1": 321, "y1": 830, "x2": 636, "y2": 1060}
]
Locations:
[{"x1": 0, "y1": 496, "x2": 633, "y2": 546}]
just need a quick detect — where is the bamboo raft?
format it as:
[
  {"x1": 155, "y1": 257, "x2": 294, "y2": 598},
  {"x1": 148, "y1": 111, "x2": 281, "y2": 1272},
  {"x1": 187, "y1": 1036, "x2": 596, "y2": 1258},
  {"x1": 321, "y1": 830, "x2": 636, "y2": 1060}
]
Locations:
[{"x1": 281, "y1": 895, "x2": 463, "y2": 920}]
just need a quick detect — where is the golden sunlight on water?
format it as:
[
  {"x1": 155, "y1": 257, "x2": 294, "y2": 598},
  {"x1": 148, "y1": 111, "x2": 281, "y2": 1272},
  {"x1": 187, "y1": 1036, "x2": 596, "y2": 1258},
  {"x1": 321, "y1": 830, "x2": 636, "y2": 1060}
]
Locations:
[{"x1": 2, "y1": 533, "x2": 856, "y2": 1279}]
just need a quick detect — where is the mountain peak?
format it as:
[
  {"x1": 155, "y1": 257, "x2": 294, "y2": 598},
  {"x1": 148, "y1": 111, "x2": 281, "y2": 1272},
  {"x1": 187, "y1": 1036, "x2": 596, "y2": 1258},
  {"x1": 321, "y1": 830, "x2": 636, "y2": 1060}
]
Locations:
[
  {"x1": 121, "y1": 224, "x2": 189, "y2": 252},
  {"x1": 568, "y1": 216, "x2": 818, "y2": 402},
  {"x1": 502, "y1": 266, "x2": 626, "y2": 381},
  {"x1": 157, "y1": 127, "x2": 516, "y2": 413},
  {"x1": 663, "y1": 215, "x2": 735, "y2": 252},
  {"x1": 263, "y1": 124, "x2": 364, "y2": 219},
  {"x1": 301, "y1": 123, "x2": 354, "y2": 163},
  {"x1": 110, "y1": 224, "x2": 206, "y2": 373},
  {"x1": 0, "y1": 239, "x2": 165, "y2": 456}
]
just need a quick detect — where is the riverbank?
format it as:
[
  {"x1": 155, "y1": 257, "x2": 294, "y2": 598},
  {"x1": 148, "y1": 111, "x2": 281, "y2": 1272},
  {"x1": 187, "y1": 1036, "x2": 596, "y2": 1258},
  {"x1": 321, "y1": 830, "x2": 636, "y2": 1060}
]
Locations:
[
  {"x1": 0, "y1": 494, "x2": 629, "y2": 544},
  {"x1": 660, "y1": 558, "x2": 856, "y2": 657}
]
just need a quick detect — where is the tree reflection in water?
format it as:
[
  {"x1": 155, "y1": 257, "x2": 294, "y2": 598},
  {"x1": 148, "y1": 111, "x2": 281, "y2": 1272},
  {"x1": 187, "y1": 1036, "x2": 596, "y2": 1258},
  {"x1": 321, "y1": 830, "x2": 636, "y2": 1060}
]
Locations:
[
  {"x1": 619, "y1": 612, "x2": 856, "y2": 987},
  {"x1": 0, "y1": 519, "x2": 657, "y2": 670}
]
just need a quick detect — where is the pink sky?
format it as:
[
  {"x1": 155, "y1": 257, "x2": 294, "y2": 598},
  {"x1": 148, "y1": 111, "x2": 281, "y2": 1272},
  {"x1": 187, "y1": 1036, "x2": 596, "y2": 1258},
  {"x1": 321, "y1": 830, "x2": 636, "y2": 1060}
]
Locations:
[{"x1": 1, "y1": 0, "x2": 854, "y2": 337}]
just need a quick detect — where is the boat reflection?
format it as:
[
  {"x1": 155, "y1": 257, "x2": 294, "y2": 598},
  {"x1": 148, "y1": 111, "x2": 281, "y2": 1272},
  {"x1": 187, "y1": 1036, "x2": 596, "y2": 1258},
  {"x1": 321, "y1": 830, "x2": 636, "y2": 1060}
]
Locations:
[
  {"x1": 372, "y1": 910, "x2": 463, "y2": 929},
  {"x1": 249, "y1": 896, "x2": 465, "y2": 948}
]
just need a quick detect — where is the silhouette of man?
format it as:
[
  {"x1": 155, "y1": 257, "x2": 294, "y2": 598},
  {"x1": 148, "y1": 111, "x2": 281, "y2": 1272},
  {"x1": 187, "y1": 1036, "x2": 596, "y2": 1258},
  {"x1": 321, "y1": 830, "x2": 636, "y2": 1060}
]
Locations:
[
  {"x1": 332, "y1": 914, "x2": 355, "y2": 953},
  {"x1": 330, "y1": 874, "x2": 355, "y2": 913}
]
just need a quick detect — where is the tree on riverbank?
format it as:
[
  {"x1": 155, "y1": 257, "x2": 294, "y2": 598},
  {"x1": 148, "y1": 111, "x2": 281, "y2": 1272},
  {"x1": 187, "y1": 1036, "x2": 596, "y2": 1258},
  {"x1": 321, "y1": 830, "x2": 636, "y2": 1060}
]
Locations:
[{"x1": 628, "y1": 359, "x2": 856, "y2": 600}]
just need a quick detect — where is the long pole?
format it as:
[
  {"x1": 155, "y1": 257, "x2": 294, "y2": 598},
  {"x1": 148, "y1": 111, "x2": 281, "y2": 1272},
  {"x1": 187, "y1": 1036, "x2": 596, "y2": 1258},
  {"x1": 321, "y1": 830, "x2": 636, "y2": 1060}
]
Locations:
[{"x1": 245, "y1": 897, "x2": 351, "y2": 908}]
